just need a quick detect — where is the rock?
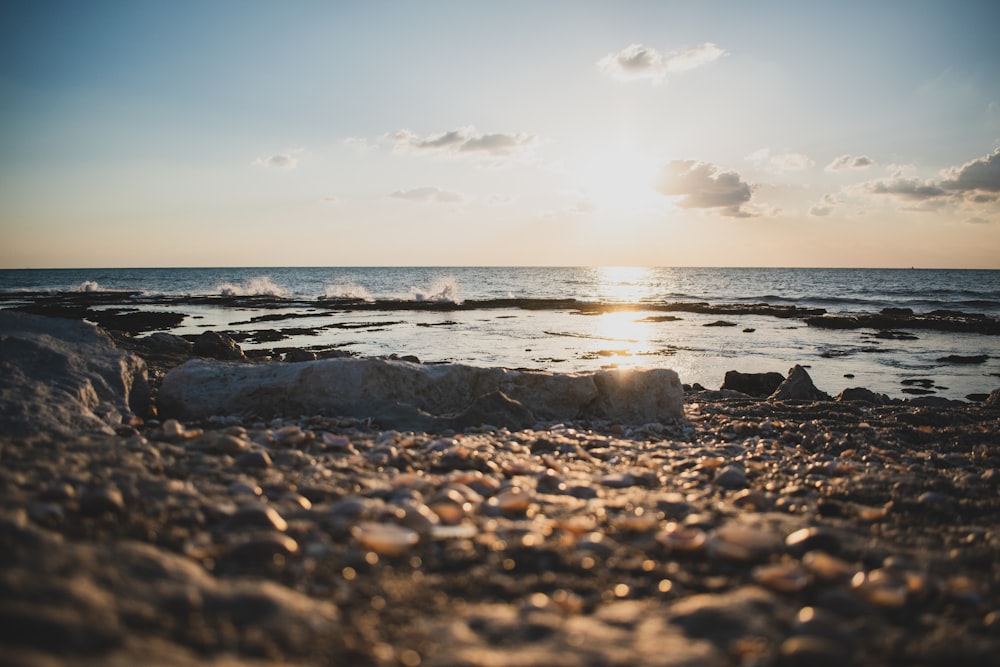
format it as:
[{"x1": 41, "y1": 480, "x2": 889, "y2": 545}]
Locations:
[
  {"x1": 192, "y1": 331, "x2": 246, "y2": 361},
  {"x1": 283, "y1": 348, "x2": 317, "y2": 363},
  {"x1": 937, "y1": 354, "x2": 988, "y2": 364},
  {"x1": 721, "y1": 370, "x2": 785, "y2": 398},
  {"x1": 0, "y1": 311, "x2": 150, "y2": 436},
  {"x1": 139, "y1": 332, "x2": 193, "y2": 354},
  {"x1": 983, "y1": 387, "x2": 1000, "y2": 410},
  {"x1": 158, "y1": 358, "x2": 684, "y2": 427},
  {"x1": 769, "y1": 365, "x2": 830, "y2": 402},
  {"x1": 714, "y1": 465, "x2": 747, "y2": 489},
  {"x1": 835, "y1": 387, "x2": 890, "y2": 404}
]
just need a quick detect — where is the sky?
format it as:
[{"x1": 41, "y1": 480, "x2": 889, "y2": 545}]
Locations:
[{"x1": 1, "y1": 0, "x2": 999, "y2": 269}]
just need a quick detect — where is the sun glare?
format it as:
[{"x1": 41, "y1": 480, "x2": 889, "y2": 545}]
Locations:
[{"x1": 577, "y1": 146, "x2": 661, "y2": 216}]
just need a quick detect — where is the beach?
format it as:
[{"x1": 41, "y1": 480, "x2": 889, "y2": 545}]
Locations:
[{"x1": 1, "y1": 308, "x2": 999, "y2": 666}]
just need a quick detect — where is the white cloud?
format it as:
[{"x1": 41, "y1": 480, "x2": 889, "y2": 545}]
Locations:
[
  {"x1": 389, "y1": 187, "x2": 464, "y2": 204},
  {"x1": 392, "y1": 126, "x2": 536, "y2": 158},
  {"x1": 597, "y1": 42, "x2": 726, "y2": 84},
  {"x1": 747, "y1": 148, "x2": 814, "y2": 172},
  {"x1": 864, "y1": 147, "x2": 1000, "y2": 209},
  {"x1": 826, "y1": 155, "x2": 875, "y2": 171},
  {"x1": 251, "y1": 153, "x2": 298, "y2": 169},
  {"x1": 655, "y1": 159, "x2": 754, "y2": 217}
]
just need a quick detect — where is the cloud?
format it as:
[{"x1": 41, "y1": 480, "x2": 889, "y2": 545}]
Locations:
[
  {"x1": 809, "y1": 193, "x2": 841, "y2": 217},
  {"x1": 656, "y1": 160, "x2": 754, "y2": 217},
  {"x1": 940, "y1": 147, "x2": 1000, "y2": 192},
  {"x1": 597, "y1": 42, "x2": 726, "y2": 84},
  {"x1": 393, "y1": 126, "x2": 536, "y2": 158},
  {"x1": 251, "y1": 153, "x2": 297, "y2": 169},
  {"x1": 826, "y1": 155, "x2": 875, "y2": 171},
  {"x1": 865, "y1": 148, "x2": 1000, "y2": 210},
  {"x1": 747, "y1": 148, "x2": 814, "y2": 172},
  {"x1": 389, "y1": 187, "x2": 463, "y2": 204}
]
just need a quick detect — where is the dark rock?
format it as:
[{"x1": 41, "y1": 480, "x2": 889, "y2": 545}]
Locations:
[
  {"x1": 721, "y1": 370, "x2": 784, "y2": 398},
  {"x1": 139, "y1": 332, "x2": 193, "y2": 354},
  {"x1": 703, "y1": 320, "x2": 738, "y2": 327},
  {"x1": 769, "y1": 365, "x2": 830, "y2": 401},
  {"x1": 936, "y1": 354, "x2": 988, "y2": 364},
  {"x1": 283, "y1": 348, "x2": 318, "y2": 363},
  {"x1": 836, "y1": 387, "x2": 890, "y2": 404},
  {"x1": 89, "y1": 310, "x2": 185, "y2": 335},
  {"x1": 714, "y1": 465, "x2": 747, "y2": 489},
  {"x1": 785, "y1": 527, "x2": 841, "y2": 555},
  {"x1": 193, "y1": 331, "x2": 246, "y2": 361}
]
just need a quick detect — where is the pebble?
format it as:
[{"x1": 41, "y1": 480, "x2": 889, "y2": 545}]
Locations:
[
  {"x1": 227, "y1": 531, "x2": 299, "y2": 561},
  {"x1": 707, "y1": 523, "x2": 782, "y2": 562},
  {"x1": 784, "y1": 527, "x2": 841, "y2": 555},
  {"x1": 223, "y1": 505, "x2": 288, "y2": 533},
  {"x1": 714, "y1": 465, "x2": 747, "y2": 489},
  {"x1": 79, "y1": 486, "x2": 125, "y2": 516},
  {"x1": 237, "y1": 450, "x2": 272, "y2": 469},
  {"x1": 776, "y1": 635, "x2": 849, "y2": 667},
  {"x1": 352, "y1": 521, "x2": 420, "y2": 556}
]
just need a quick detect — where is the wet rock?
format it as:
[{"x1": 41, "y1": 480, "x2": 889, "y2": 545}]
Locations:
[
  {"x1": 714, "y1": 465, "x2": 747, "y2": 489},
  {"x1": 0, "y1": 311, "x2": 150, "y2": 436},
  {"x1": 192, "y1": 331, "x2": 246, "y2": 361},
  {"x1": 982, "y1": 387, "x2": 1000, "y2": 410},
  {"x1": 769, "y1": 365, "x2": 830, "y2": 402},
  {"x1": 936, "y1": 354, "x2": 988, "y2": 364},
  {"x1": 721, "y1": 370, "x2": 785, "y2": 398},
  {"x1": 283, "y1": 348, "x2": 317, "y2": 363},
  {"x1": 777, "y1": 635, "x2": 850, "y2": 667}
]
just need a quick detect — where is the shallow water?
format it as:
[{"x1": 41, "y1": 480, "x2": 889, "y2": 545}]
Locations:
[{"x1": 2, "y1": 266, "x2": 998, "y2": 400}]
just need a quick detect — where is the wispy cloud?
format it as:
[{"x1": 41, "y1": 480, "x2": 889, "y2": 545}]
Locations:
[
  {"x1": 826, "y1": 154, "x2": 875, "y2": 171},
  {"x1": 392, "y1": 126, "x2": 537, "y2": 159},
  {"x1": 656, "y1": 159, "x2": 754, "y2": 217},
  {"x1": 597, "y1": 42, "x2": 726, "y2": 84},
  {"x1": 747, "y1": 148, "x2": 814, "y2": 173},
  {"x1": 389, "y1": 187, "x2": 464, "y2": 204}
]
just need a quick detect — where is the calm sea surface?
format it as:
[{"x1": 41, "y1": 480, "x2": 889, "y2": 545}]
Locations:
[{"x1": 2, "y1": 267, "x2": 999, "y2": 401}]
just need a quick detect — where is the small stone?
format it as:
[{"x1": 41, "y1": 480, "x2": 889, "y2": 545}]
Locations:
[
  {"x1": 352, "y1": 521, "x2": 420, "y2": 556},
  {"x1": 708, "y1": 523, "x2": 782, "y2": 562},
  {"x1": 224, "y1": 505, "x2": 288, "y2": 533},
  {"x1": 237, "y1": 450, "x2": 272, "y2": 469},
  {"x1": 714, "y1": 465, "x2": 747, "y2": 489},
  {"x1": 79, "y1": 486, "x2": 125, "y2": 516},
  {"x1": 656, "y1": 523, "x2": 707, "y2": 552},
  {"x1": 785, "y1": 527, "x2": 841, "y2": 555},
  {"x1": 777, "y1": 635, "x2": 849, "y2": 667},
  {"x1": 753, "y1": 562, "x2": 812, "y2": 593},
  {"x1": 228, "y1": 531, "x2": 299, "y2": 561}
]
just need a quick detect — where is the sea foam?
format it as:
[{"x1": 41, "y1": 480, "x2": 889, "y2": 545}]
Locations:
[
  {"x1": 323, "y1": 283, "x2": 374, "y2": 302},
  {"x1": 410, "y1": 277, "x2": 461, "y2": 304},
  {"x1": 216, "y1": 276, "x2": 290, "y2": 298}
]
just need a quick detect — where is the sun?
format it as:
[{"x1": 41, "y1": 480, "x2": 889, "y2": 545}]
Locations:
[{"x1": 576, "y1": 145, "x2": 661, "y2": 216}]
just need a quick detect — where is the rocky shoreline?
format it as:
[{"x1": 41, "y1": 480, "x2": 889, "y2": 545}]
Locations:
[{"x1": 2, "y1": 312, "x2": 999, "y2": 666}]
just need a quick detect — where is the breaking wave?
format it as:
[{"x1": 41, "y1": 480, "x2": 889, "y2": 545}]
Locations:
[
  {"x1": 215, "y1": 276, "x2": 290, "y2": 298},
  {"x1": 323, "y1": 283, "x2": 374, "y2": 302},
  {"x1": 410, "y1": 277, "x2": 461, "y2": 304},
  {"x1": 74, "y1": 281, "x2": 103, "y2": 292}
]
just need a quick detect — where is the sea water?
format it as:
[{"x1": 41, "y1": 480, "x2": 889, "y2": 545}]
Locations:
[{"x1": 2, "y1": 266, "x2": 998, "y2": 401}]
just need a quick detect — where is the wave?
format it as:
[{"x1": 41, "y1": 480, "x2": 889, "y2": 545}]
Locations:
[
  {"x1": 215, "y1": 276, "x2": 290, "y2": 298},
  {"x1": 323, "y1": 283, "x2": 374, "y2": 302},
  {"x1": 410, "y1": 277, "x2": 461, "y2": 304},
  {"x1": 75, "y1": 280, "x2": 104, "y2": 293}
]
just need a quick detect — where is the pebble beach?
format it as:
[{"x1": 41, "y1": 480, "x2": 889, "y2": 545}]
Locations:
[{"x1": 2, "y1": 308, "x2": 1000, "y2": 666}]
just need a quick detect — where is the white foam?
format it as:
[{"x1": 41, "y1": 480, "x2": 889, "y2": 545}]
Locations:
[
  {"x1": 75, "y1": 280, "x2": 103, "y2": 292},
  {"x1": 215, "y1": 276, "x2": 290, "y2": 297},
  {"x1": 410, "y1": 276, "x2": 461, "y2": 304},
  {"x1": 323, "y1": 283, "x2": 374, "y2": 301}
]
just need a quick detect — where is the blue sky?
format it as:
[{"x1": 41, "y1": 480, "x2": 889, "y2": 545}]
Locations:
[{"x1": 1, "y1": 0, "x2": 998, "y2": 268}]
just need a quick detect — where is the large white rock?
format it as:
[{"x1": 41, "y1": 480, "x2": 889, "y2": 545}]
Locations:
[
  {"x1": 159, "y1": 357, "x2": 684, "y2": 428},
  {"x1": 0, "y1": 311, "x2": 149, "y2": 435}
]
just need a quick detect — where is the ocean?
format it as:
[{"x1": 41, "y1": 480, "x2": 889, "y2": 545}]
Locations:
[{"x1": 2, "y1": 266, "x2": 999, "y2": 401}]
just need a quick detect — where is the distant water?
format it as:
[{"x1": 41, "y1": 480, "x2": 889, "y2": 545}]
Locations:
[{"x1": 2, "y1": 267, "x2": 999, "y2": 401}]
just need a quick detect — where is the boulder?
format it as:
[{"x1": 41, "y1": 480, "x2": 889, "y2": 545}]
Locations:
[
  {"x1": 836, "y1": 387, "x2": 890, "y2": 404},
  {"x1": 139, "y1": 332, "x2": 193, "y2": 354},
  {"x1": 768, "y1": 365, "x2": 830, "y2": 402},
  {"x1": 158, "y1": 357, "x2": 684, "y2": 428},
  {"x1": 721, "y1": 370, "x2": 784, "y2": 398},
  {"x1": 0, "y1": 311, "x2": 149, "y2": 436},
  {"x1": 193, "y1": 331, "x2": 245, "y2": 361}
]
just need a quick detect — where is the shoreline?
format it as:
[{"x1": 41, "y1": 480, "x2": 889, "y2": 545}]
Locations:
[{"x1": 1, "y1": 311, "x2": 999, "y2": 665}]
